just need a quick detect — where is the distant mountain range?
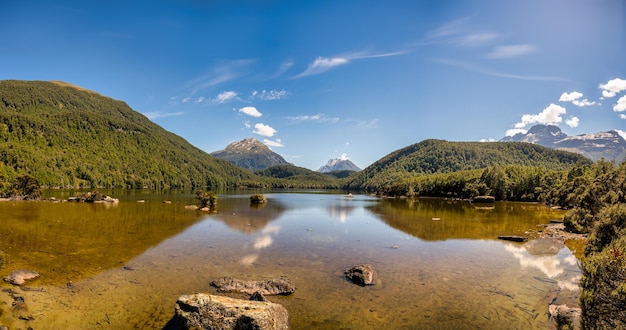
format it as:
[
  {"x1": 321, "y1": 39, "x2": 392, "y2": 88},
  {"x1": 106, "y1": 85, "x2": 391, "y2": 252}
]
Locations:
[
  {"x1": 317, "y1": 157, "x2": 361, "y2": 173},
  {"x1": 211, "y1": 138, "x2": 291, "y2": 171},
  {"x1": 500, "y1": 125, "x2": 626, "y2": 162}
]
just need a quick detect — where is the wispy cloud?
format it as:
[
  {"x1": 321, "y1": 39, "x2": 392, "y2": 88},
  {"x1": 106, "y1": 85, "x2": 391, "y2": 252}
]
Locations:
[
  {"x1": 263, "y1": 138, "x2": 284, "y2": 147},
  {"x1": 253, "y1": 123, "x2": 276, "y2": 137},
  {"x1": 434, "y1": 58, "x2": 571, "y2": 82},
  {"x1": 294, "y1": 50, "x2": 405, "y2": 78},
  {"x1": 486, "y1": 44, "x2": 538, "y2": 59},
  {"x1": 214, "y1": 91, "x2": 238, "y2": 103},
  {"x1": 182, "y1": 59, "x2": 253, "y2": 94},
  {"x1": 251, "y1": 89, "x2": 289, "y2": 101},
  {"x1": 287, "y1": 114, "x2": 339, "y2": 123},
  {"x1": 143, "y1": 111, "x2": 185, "y2": 120},
  {"x1": 420, "y1": 18, "x2": 498, "y2": 47},
  {"x1": 295, "y1": 56, "x2": 349, "y2": 78}
]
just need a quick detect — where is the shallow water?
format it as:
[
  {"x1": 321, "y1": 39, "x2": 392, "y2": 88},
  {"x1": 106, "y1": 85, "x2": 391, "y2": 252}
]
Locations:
[{"x1": 0, "y1": 192, "x2": 579, "y2": 329}]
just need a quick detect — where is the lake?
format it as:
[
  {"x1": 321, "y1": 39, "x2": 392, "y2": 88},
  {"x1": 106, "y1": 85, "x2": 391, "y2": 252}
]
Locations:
[{"x1": 0, "y1": 191, "x2": 580, "y2": 329}]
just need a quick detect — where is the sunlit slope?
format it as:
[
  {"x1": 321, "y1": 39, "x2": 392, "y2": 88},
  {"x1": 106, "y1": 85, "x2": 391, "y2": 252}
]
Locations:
[
  {"x1": 0, "y1": 80, "x2": 258, "y2": 189},
  {"x1": 348, "y1": 139, "x2": 592, "y2": 191}
]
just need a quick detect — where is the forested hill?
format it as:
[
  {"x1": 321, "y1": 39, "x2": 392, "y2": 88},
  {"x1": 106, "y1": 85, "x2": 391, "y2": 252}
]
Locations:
[
  {"x1": 347, "y1": 139, "x2": 593, "y2": 191},
  {"x1": 0, "y1": 80, "x2": 259, "y2": 189}
]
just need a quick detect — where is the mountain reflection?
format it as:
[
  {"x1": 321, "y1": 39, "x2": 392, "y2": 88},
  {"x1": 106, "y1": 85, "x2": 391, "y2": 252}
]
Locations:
[
  {"x1": 367, "y1": 198, "x2": 566, "y2": 241},
  {"x1": 208, "y1": 196, "x2": 286, "y2": 234}
]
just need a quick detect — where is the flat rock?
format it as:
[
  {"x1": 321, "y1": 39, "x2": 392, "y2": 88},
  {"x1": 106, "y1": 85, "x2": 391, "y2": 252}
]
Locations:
[
  {"x1": 210, "y1": 277, "x2": 295, "y2": 295},
  {"x1": 174, "y1": 293, "x2": 289, "y2": 330},
  {"x1": 3, "y1": 270, "x2": 40, "y2": 286},
  {"x1": 498, "y1": 235, "x2": 528, "y2": 242}
]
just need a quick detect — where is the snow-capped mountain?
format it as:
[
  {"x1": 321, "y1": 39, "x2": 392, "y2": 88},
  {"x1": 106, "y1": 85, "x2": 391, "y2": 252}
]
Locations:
[
  {"x1": 211, "y1": 138, "x2": 291, "y2": 171},
  {"x1": 501, "y1": 125, "x2": 626, "y2": 162},
  {"x1": 317, "y1": 156, "x2": 361, "y2": 173}
]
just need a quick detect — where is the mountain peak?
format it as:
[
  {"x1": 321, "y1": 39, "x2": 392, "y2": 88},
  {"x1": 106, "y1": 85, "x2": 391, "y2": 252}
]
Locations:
[
  {"x1": 211, "y1": 138, "x2": 290, "y2": 171},
  {"x1": 221, "y1": 138, "x2": 272, "y2": 154},
  {"x1": 317, "y1": 156, "x2": 361, "y2": 173},
  {"x1": 501, "y1": 124, "x2": 626, "y2": 162}
]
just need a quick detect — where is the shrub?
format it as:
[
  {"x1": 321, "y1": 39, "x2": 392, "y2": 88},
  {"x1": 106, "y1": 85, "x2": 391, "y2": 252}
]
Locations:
[{"x1": 196, "y1": 191, "x2": 217, "y2": 208}]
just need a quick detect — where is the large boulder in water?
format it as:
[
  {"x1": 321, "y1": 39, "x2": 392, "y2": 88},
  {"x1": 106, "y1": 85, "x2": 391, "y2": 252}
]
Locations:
[
  {"x1": 345, "y1": 264, "x2": 376, "y2": 286},
  {"x1": 210, "y1": 277, "x2": 295, "y2": 295},
  {"x1": 174, "y1": 293, "x2": 289, "y2": 330}
]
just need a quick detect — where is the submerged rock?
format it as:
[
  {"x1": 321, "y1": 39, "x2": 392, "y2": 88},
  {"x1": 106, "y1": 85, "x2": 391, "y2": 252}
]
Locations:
[
  {"x1": 210, "y1": 276, "x2": 295, "y2": 295},
  {"x1": 3, "y1": 270, "x2": 40, "y2": 286},
  {"x1": 174, "y1": 293, "x2": 289, "y2": 330},
  {"x1": 345, "y1": 264, "x2": 376, "y2": 286},
  {"x1": 549, "y1": 304, "x2": 581, "y2": 329}
]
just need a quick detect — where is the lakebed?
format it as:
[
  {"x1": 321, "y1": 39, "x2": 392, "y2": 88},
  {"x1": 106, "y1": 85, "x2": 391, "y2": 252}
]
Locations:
[{"x1": 0, "y1": 191, "x2": 580, "y2": 329}]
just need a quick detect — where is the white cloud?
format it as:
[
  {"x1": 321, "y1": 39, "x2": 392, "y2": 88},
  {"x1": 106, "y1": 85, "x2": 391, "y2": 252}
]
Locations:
[
  {"x1": 296, "y1": 56, "x2": 349, "y2": 78},
  {"x1": 252, "y1": 89, "x2": 288, "y2": 101},
  {"x1": 263, "y1": 138, "x2": 284, "y2": 147},
  {"x1": 559, "y1": 91, "x2": 596, "y2": 107},
  {"x1": 617, "y1": 130, "x2": 626, "y2": 140},
  {"x1": 339, "y1": 153, "x2": 349, "y2": 160},
  {"x1": 614, "y1": 95, "x2": 626, "y2": 112},
  {"x1": 505, "y1": 128, "x2": 527, "y2": 137},
  {"x1": 196, "y1": 96, "x2": 205, "y2": 104},
  {"x1": 239, "y1": 106, "x2": 262, "y2": 117},
  {"x1": 621, "y1": 114, "x2": 626, "y2": 120},
  {"x1": 243, "y1": 121, "x2": 251, "y2": 129},
  {"x1": 253, "y1": 123, "x2": 276, "y2": 137},
  {"x1": 215, "y1": 91, "x2": 238, "y2": 103},
  {"x1": 515, "y1": 103, "x2": 567, "y2": 128},
  {"x1": 599, "y1": 78, "x2": 626, "y2": 97},
  {"x1": 565, "y1": 116, "x2": 579, "y2": 128},
  {"x1": 487, "y1": 44, "x2": 538, "y2": 59}
]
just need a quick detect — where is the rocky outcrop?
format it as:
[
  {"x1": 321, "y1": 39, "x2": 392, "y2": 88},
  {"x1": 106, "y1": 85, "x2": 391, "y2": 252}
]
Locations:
[
  {"x1": 3, "y1": 270, "x2": 40, "y2": 286},
  {"x1": 174, "y1": 293, "x2": 289, "y2": 330},
  {"x1": 344, "y1": 264, "x2": 376, "y2": 286},
  {"x1": 210, "y1": 277, "x2": 295, "y2": 295}
]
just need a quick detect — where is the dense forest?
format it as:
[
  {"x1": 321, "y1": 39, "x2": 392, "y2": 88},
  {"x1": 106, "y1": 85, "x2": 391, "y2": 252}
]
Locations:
[{"x1": 0, "y1": 80, "x2": 266, "y2": 190}]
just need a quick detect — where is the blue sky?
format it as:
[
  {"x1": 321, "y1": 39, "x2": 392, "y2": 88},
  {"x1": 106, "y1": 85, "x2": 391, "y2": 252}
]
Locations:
[{"x1": 1, "y1": 0, "x2": 625, "y2": 170}]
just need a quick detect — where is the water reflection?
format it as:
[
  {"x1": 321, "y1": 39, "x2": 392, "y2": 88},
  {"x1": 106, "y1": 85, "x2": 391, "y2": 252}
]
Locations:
[
  {"x1": 0, "y1": 192, "x2": 582, "y2": 329},
  {"x1": 368, "y1": 198, "x2": 566, "y2": 241},
  {"x1": 208, "y1": 196, "x2": 286, "y2": 233},
  {"x1": 504, "y1": 239, "x2": 582, "y2": 293}
]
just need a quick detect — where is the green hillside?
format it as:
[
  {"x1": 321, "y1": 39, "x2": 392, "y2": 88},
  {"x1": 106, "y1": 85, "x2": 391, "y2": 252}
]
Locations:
[
  {"x1": 254, "y1": 164, "x2": 344, "y2": 188},
  {"x1": 0, "y1": 80, "x2": 260, "y2": 189},
  {"x1": 347, "y1": 139, "x2": 592, "y2": 193}
]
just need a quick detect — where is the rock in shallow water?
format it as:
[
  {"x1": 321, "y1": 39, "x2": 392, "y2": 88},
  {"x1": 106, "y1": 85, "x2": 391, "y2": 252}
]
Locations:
[
  {"x1": 174, "y1": 293, "x2": 289, "y2": 330},
  {"x1": 3, "y1": 270, "x2": 40, "y2": 286},
  {"x1": 345, "y1": 264, "x2": 376, "y2": 286},
  {"x1": 210, "y1": 276, "x2": 295, "y2": 295}
]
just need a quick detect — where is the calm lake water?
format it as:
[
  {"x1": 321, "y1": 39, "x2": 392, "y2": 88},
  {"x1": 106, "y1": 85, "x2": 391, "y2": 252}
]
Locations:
[{"x1": 0, "y1": 191, "x2": 580, "y2": 329}]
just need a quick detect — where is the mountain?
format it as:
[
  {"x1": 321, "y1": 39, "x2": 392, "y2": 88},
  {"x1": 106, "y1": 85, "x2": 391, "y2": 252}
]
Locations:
[
  {"x1": 254, "y1": 164, "x2": 343, "y2": 188},
  {"x1": 501, "y1": 125, "x2": 626, "y2": 162},
  {"x1": 317, "y1": 157, "x2": 361, "y2": 173},
  {"x1": 211, "y1": 138, "x2": 290, "y2": 171},
  {"x1": 347, "y1": 139, "x2": 592, "y2": 191},
  {"x1": 0, "y1": 80, "x2": 259, "y2": 189}
]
